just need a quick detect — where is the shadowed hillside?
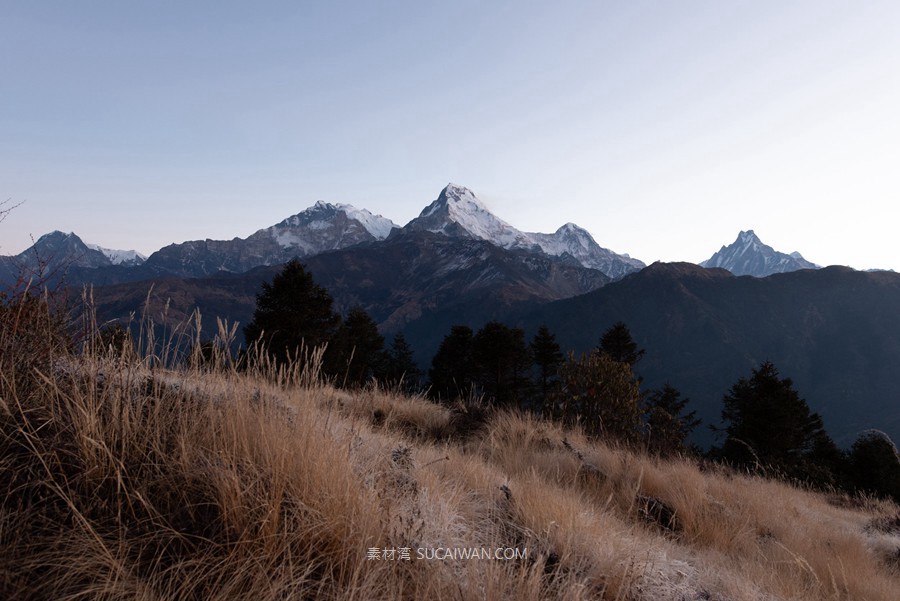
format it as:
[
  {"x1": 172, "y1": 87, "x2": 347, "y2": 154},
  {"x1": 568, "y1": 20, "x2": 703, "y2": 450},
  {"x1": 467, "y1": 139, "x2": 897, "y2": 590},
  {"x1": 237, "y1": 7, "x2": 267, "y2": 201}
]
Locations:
[{"x1": 522, "y1": 263, "x2": 900, "y2": 447}]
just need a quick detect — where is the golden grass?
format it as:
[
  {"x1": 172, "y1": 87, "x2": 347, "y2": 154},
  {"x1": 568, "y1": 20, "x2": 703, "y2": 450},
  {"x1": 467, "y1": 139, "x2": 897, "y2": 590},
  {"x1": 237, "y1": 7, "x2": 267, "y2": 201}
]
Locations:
[{"x1": 2, "y1": 320, "x2": 898, "y2": 600}]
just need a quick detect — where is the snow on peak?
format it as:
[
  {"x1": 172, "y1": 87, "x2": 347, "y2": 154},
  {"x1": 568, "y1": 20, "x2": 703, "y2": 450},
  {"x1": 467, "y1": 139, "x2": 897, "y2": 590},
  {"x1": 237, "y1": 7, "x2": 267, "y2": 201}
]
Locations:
[
  {"x1": 85, "y1": 243, "x2": 148, "y2": 266},
  {"x1": 277, "y1": 201, "x2": 397, "y2": 240},
  {"x1": 333, "y1": 203, "x2": 398, "y2": 240},
  {"x1": 701, "y1": 230, "x2": 819, "y2": 276},
  {"x1": 408, "y1": 184, "x2": 533, "y2": 248},
  {"x1": 442, "y1": 183, "x2": 482, "y2": 204},
  {"x1": 405, "y1": 185, "x2": 644, "y2": 278},
  {"x1": 438, "y1": 184, "x2": 495, "y2": 221},
  {"x1": 267, "y1": 199, "x2": 399, "y2": 251},
  {"x1": 37, "y1": 230, "x2": 76, "y2": 242}
]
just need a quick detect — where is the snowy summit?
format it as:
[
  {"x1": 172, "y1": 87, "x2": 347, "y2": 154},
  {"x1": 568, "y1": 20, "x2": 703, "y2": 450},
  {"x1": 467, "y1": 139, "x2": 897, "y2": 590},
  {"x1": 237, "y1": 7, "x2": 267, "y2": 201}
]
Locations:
[
  {"x1": 404, "y1": 184, "x2": 644, "y2": 279},
  {"x1": 406, "y1": 183, "x2": 534, "y2": 249},
  {"x1": 701, "y1": 230, "x2": 819, "y2": 277}
]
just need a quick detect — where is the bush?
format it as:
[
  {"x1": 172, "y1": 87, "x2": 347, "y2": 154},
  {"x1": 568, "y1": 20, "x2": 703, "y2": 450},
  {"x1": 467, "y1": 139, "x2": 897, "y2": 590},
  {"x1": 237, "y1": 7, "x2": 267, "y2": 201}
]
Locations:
[{"x1": 550, "y1": 350, "x2": 643, "y2": 444}]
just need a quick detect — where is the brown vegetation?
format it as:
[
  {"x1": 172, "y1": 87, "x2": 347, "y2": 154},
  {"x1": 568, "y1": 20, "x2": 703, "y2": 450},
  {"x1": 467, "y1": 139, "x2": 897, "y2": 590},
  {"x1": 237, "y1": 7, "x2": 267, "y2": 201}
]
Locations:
[{"x1": 1, "y1": 302, "x2": 898, "y2": 600}]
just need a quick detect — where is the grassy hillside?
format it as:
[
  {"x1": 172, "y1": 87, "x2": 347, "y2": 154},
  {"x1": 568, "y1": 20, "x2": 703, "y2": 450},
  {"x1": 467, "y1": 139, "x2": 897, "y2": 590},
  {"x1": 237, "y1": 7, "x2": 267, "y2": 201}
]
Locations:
[{"x1": 2, "y1": 309, "x2": 899, "y2": 599}]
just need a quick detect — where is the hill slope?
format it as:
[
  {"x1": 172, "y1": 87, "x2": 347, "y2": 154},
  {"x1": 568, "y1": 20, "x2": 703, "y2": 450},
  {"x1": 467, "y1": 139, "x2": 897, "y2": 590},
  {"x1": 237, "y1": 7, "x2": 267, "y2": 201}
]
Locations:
[{"x1": 2, "y1": 343, "x2": 898, "y2": 600}]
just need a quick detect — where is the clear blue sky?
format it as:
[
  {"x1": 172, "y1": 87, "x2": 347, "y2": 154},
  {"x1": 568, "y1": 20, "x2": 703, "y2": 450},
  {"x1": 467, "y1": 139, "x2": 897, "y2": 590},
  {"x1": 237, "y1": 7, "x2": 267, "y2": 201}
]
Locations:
[{"x1": 2, "y1": 1, "x2": 899, "y2": 270}]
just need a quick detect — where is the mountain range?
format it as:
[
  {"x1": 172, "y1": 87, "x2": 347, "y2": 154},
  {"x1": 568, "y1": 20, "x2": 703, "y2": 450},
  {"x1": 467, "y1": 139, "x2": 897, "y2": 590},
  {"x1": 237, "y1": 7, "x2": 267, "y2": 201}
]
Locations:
[
  {"x1": 3, "y1": 184, "x2": 833, "y2": 286},
  {"x1": 1, "y1": 184, "x2": 646, "y2": 285},
  {"x1": 4, "y1": 183, "x2": 896, "y2": 447}
]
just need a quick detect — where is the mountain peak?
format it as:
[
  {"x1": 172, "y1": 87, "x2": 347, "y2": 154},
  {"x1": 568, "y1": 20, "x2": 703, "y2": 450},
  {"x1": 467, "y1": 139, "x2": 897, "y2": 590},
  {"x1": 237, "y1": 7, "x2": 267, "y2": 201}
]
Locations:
[
  {"x1": 701, "y1": 230, "x2": 818, "y2": 277},
  {"x1": 12, "y1": 230, "x2": 121, "y2": 271},
  {"x1": 556, "y1": 222, "x2": 584, "y2": 234},
  {"x1": 333, "y1": 203, "x2": 397, "y2": 240},
  {"x1": 403, "y1": 185, "x2": 645, "y2": 279},
  {"x1": 407, "y1": 185, "x2": 530, "y2": 247},
  {"x1": 440, "y1": 183, "x2": 478, "y2": 201},
  {"x1": 36, "y1": 230, "x2": 77, "y2": 243},
  {"x1": 85, "y1": 243, "x2": 147, "y2": 266},
  {"x1": 432, "y1": 183, "x2": 495, "y2": 220},
  {"x1": 277, "y1": 201, "x2": 397, "y2": 241}
]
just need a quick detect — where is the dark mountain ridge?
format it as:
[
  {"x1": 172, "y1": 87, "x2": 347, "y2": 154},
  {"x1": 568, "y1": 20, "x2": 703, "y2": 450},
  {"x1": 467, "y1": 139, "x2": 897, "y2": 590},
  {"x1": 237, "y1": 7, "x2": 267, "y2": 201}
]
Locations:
[
  {"x1": 89, "y1": 230, "x2": 610, "y2": 365},
  {"x1": 520, "y1": 262, "x2": 900, "y2": 446}
]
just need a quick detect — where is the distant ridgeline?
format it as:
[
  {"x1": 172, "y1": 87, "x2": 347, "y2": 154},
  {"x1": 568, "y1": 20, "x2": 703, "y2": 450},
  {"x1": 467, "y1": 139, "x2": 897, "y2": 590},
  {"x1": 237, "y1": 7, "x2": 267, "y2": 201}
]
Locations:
[{"x1": 4, "y1": 185, "x2": 898, "y2": 449}]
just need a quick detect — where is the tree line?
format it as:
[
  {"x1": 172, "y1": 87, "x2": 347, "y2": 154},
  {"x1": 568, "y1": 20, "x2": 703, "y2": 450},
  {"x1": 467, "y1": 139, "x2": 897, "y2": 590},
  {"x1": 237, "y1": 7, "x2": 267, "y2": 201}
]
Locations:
[{"x1": 238, "y1": 259, "x2": 900, "y2": 502}]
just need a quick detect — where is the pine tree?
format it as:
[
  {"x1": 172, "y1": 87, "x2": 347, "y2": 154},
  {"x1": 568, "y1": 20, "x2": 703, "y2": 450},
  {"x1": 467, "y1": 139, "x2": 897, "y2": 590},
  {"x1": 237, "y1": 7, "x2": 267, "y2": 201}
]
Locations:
[
  {"x1": 428, "y1": 325, "x2": 475, "y2": 402},
  {"x1": 472, "y1": 321, "x2": 532, "y2": 408},
  {"x1": 644, "y1": 384, "x2": 700, "y2": 456},
  {"x1": 717, "y1": 361, "x2": 835, "y2": 479},
  {"x1": 383, "y1": 332, "x2": 422, "y2": 393},
  {"x1": 326, "y1": 306, "x2": 386, "y2": 388},
  {"x1": 531, "y1": 324, "x2": 563, "y2": 407},
  {"x1": 598, "y1": 321, "x2": 645, "y2": 367},
  {"x1": 849, "y1": 430, "x2": 900, "y2": 502},
  {"x1": 243, "y1": 259, "x2": 340, "y2": 365}
]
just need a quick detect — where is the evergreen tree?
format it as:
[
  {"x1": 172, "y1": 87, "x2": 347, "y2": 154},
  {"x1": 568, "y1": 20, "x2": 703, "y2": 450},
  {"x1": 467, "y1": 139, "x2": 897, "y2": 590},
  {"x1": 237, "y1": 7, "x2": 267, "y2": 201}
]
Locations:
[
  {"x1": 849, "y1": 430, "x2": 900, "y2": 502},
  {"x1": 383, "y1": 332, "x2": 422, "y2": 393},
  {"x1": 598, "y1": 321, "x2": 645, "y2": 367},
  {"x1": 428, "y1": 325, "x2": 475, "y2": 402},
  {"x1": 326, "y1": 306, "x2": 386, "y2": 388},
  {"x1": 531, "y1": 324, "x2": 563, "y2": 407},
  {"x1": 243, "y1": 259, "x2": 341, "y2": 365},
  {"x1": 472, "y1": 320, "x2": 532, "y2": 408},
  {"x1": 643, "y1": 384, "x2": 700, "y2": 456},
  {"x1": 716, "y1": 361, "x2": 836, "y2": 480},
  {"x1": 553, "y1": 350, "x2": 643, "y2": 444}
]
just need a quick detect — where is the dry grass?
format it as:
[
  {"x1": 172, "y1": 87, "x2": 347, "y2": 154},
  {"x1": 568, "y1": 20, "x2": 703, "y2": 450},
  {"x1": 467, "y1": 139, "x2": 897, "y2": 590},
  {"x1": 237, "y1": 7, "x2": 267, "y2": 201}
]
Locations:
[{"x1": 2, "y1": 311, "x2": 899, "y2": 600}]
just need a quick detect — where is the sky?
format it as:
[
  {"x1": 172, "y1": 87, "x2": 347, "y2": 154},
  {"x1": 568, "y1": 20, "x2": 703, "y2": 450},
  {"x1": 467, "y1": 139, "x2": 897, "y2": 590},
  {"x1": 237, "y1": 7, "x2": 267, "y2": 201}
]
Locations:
[{"x1": 2, "y1": 0, "x2": 899, "y2": 270}]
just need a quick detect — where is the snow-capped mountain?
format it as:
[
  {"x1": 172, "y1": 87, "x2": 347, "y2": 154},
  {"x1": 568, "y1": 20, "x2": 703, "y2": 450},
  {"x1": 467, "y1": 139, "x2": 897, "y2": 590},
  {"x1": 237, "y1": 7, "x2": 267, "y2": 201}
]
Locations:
[
  {"x1": 529, "y1": 223, "x2": 645, "y2": 280},
  {"x1": 404, "y1": 184, "x2": 535, "y2": 249},
  {"x1": 85, "y1": 243, "x2": 147, "y2": 267},
  {"x1": 261, "y1": 201, "x2": 397, "y2": 254},
  {"x1": 0, "y1": 231, "x2": 148, "y2": 284},
  {"x1": 403, "y1": 184, "x2": 644, "y2": 279},
  {"x1": 21, "y1": 231, "x2": 142, "y2": 269},
  {"x1": 4, "y1": 184, "x2": 641, "y2": 284},
  {"x1": 700, "y1": 230, "x2": 819, "y2": 277},
  {"x1": 143, "y1": 201, "x2": 399, "y2": 277},
  {"x1": 31, "y1": 231, "x2": 110, "y2": 268}
]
